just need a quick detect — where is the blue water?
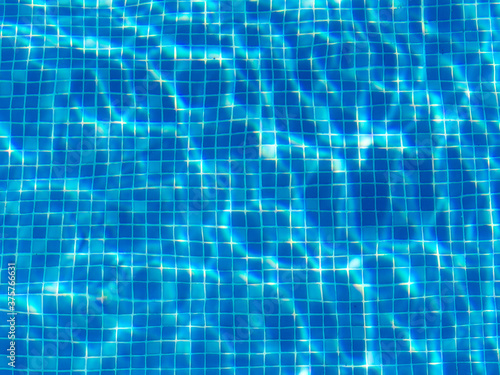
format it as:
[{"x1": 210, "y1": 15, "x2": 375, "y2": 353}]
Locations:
[{"x1": 1, "y1": 0, "x2": 500, "y2": 374}]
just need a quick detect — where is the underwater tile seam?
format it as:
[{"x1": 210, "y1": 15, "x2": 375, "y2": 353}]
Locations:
[{"x1": 0, "y1": 0, "x2": 500, "y2": 374}]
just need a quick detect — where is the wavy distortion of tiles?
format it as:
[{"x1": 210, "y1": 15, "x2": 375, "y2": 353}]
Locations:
[{"x1": 1, "y1": 0, "x2": 500, "y2": 374}]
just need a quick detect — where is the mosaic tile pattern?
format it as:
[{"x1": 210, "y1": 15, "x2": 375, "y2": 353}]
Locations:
[{"x1": 1, "y1": 0, "x2": 500, "y2": 374}]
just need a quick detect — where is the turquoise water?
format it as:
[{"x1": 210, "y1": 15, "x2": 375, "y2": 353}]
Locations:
[{"x1": 1, "y1": 0, "x2": 500, "y2": 374}]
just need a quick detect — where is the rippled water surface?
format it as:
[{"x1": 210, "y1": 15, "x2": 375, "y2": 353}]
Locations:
[{"x1": 1, "y1": 0, "x2": 500, "y2": 374}]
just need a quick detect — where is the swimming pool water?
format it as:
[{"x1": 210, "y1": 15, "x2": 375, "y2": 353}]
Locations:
[{"x1": 1, "y1": 0, "x2": 500, "y2": 374}]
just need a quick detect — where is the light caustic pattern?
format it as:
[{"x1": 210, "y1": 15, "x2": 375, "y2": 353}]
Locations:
[{"x1": 0, "y1": 0, "x2": 500, "y2": 374}]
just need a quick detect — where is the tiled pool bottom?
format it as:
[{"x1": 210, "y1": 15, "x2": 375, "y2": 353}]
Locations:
[{"x1": 2, "y1": 0, "x2": 500, "y2": 374}]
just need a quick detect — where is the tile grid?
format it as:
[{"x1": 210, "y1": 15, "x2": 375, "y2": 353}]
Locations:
[{"x1": 0, "y1": 0, "x2": 500, "y2": 374}]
